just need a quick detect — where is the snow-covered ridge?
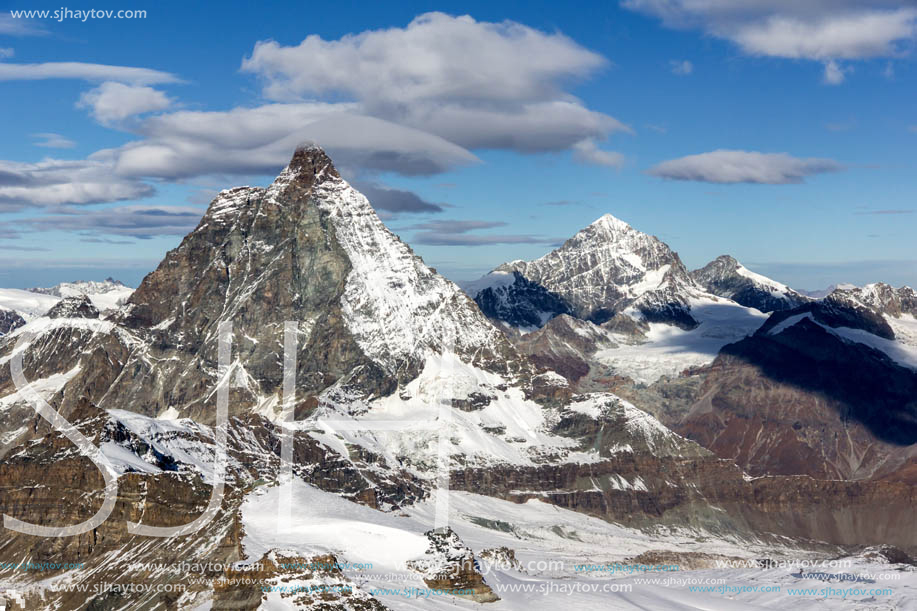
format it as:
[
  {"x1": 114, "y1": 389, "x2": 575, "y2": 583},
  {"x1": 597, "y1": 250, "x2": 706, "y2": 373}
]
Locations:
[
  {"x1": 690, "y1": 255, "x2": 807, "y2": 313},
  {"x1": 767, "y1": 312, "x2": 917, "y2": 371},
  {"x1": 305, "y1": 161, "x2": 512, "y2": 376}
]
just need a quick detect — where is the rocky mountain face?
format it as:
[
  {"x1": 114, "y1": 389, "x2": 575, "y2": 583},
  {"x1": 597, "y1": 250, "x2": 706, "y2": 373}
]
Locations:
[
  {"x1": 470, "y1": 270, "x2": 571, "y2": 329},
  {"x1": 826, "y1": 282, "x2": 917, "y2": 318},
  {"x1": 680, "y1": 316, "x2": 917, "y2": 481},
  {"x1": 691, "y1": 255, "x2": 809, "y2": 312},
  {"x1": 473, "y1": 214, "x2": 706, "y2": 329},
  {"x1": 61, "y1": 146, "x2": 523, "y2": 422},
  {"x1": 2, "y1": 147, "x2": 917, "y2": 610}
]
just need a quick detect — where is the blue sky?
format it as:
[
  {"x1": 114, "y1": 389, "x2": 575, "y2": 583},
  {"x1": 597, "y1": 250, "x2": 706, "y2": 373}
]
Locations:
[{"x1": 1, "y1": 0, "x2": 915, "y2": 290}]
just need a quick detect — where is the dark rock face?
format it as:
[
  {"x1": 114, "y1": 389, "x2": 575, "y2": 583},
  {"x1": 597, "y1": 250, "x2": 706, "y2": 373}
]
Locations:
[
  {"x1": 514, "y1": 314, "x2": 615, "y2": 383},
  {"x1": 678, "y1": 317, "x2": 917, "y2": 480},
  {"x1": 0, "y1": 307, "x2": 25, "y2": 336},
  {"x1": 108, "y1": 151, "x2": 379, "y2": 420},
  {"x1": 691, "y1": 255, "x2": 807, "y2": 313},
  {"x1": 758, "y1": 300, "x2": 895, "y2": 339},
  {"x1": 47, "y1": 296, "x2": 99, "y2": 319},
  {"x1": 473, "y1": 271, "x2": 571, "y2": 328}
]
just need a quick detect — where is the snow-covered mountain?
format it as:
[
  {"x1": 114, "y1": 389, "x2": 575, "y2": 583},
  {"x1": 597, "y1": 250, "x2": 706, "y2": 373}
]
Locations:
[
  {"x1": 798, "y1": 282, "x2": 858, "y2": 299},
  {"x1": 0, "y1": 288, "x2": 60, "y2": 321},
  {"x1": 481, "y1": 214, "x2": 707, "y2": 328},
  {"x1": 690, "y1": 254, "x2": 809, "y2": 312},
  {"x1": 30, "y1": 278, "x2": 133, "y2": 312}
]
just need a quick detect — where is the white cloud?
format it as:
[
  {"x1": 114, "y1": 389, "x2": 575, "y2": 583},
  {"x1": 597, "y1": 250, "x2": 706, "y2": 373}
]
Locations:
[
  {"x1": 647, "y1": 149, "x2": 844, "y2": 184},
  {"x1": 243, "y1": 12, "x2": 605, "y2": 104},
  {"x1": 0, "y1": 12, "x2": 629, "y2": 224},
  {"x1": 31, "y1": 133, "x2": 76, "y2": 148},
  {"x1": 670, "y1": 59, "x2": 694, "y2": 75},
  {"x1": 572, "y1": 139, "x2": 626, "y2": 168},
  {"x1": 0, "y1": 14, "x2": 48, "y2": 36},
  {"x1": 240, "y1": 12, "x2": 625, "y2": 160},
  {"x1": 0, "y1": 48, "x2": 14, "y2": 59},
  {"x1": 822, "y1": 60, "x2": 846, "y2": 84},
  {"x1": 0, "y1": 61, "x2": 179, "y2": 85},
  {"x1": 77, "y1": 82, "x2": 173, "y2": 124},
  {"x1": 732, "y1": 10, "x2": 917, "y2": 60},
  {"x1": 622, "y1": 1, "x2": 917, "y2": 81},
  {"x1": 0, "y1": 158, "x2": 153, "y2": 211}
]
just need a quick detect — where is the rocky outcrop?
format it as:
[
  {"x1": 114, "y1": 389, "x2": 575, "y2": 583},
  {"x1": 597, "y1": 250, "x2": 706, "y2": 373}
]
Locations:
[
  {"x1": 472, "y1": 270, "x2": 571, "y2": 328},
  {"x1": 212, "y1": 552, "x2": 386, "y2": 610},
  {"x1": 514, "y1": 314, "x2": 616, "y2": 383},
  {"x1": 407, "y1": 528, "x2": 499, "y2": 603},
  {"x1": 0, "y1": 307, "x2": 25, "y2": 336},
  {"x1": 46, "y1": 295, "x2": 99, "y2": 319}
]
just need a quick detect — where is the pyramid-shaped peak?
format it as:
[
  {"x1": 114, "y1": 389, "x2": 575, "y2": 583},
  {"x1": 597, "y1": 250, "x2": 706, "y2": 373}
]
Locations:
[{"x1": 589, "y1": 213, "x2": 634, "y2": 233}]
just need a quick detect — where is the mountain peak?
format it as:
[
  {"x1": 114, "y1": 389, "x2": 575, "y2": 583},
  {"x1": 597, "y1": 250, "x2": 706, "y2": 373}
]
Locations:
[
  {"x1": 589, "y1": 213, "x2": 633, "y2": 234},
  {"x1": 484, "y1": 213, "x2": 702, "y2": 327},
  {"x1": 119, "y1": 146, "x2": 521, "y2": 417},
  {"x1": 711, "y1": 254, "x2": 739, "y2": 268},
  {"x1": 282, "y1": 143, "x2": 341, "y2": 187},
  {"x1": 691, "y1": 254, "x2": 806, "y2": 312}
]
